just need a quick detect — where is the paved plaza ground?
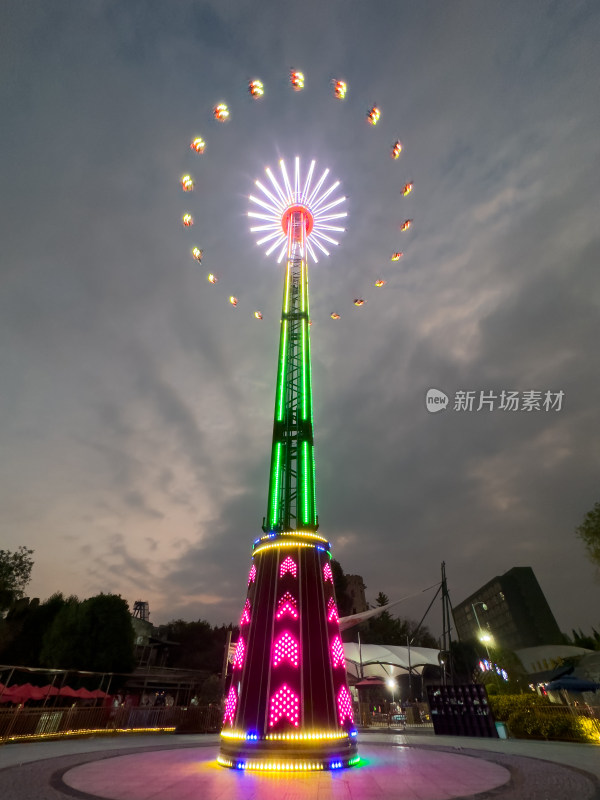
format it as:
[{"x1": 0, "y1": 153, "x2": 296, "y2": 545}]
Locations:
[{"x1": 0, "y1": 728, "x2": 598, "y2": 800}]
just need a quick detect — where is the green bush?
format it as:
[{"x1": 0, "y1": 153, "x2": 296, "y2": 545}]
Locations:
[
  {"x1": 506, "y1": 708, "x2": 600, "y2": 742},
  {"x1": 488, "y1": 693, "x2": 549, "y2": 722}
]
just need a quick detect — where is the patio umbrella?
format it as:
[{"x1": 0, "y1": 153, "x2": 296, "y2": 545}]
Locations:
[
  {"x1": 1, "y1": 683, "x2": 45, "y2": 703},
  {"x1": 546, "y1": 675, "x2": 600, "y2": 692},
  {"x1": 58, "y1": 686, "x2": 81, "y2": 698},
  {"x1": 39, "y1": 685, "x2": 60, "y2": 697},
  {"x1": 354, "y1": 678, "x2": 386, "y2": 687}
]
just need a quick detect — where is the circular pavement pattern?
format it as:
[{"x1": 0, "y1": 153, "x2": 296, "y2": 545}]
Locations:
[
  {"x1": 60, "y1": 745, "x2": 509, "y2": 800},
  {"x1": 0, "y1": 741, "x2": 597, "y2": 800}
]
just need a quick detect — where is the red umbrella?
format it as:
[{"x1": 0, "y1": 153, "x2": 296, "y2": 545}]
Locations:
[
  {"x1": 74, "y1": 688, "x2": 95, "y2": 699},
  {"x1": 58, "y1": 686, "x2": 80, "y2": 698},
  {"x1": 354, "y1": 678, "x2": 386, "y2": 687},
  {"x1": 2, "y1": 683, "x2": 45, "y2": 703},
  {"x1": 39, "y1": 685, "x2": 60, "y2": 697}
]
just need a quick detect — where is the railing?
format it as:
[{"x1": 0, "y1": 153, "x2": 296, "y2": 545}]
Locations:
[
  {"x1": 0, "y1": 705, "x2": 222, "y2": 744},
  {"x1": 359, "y1": 704, "x2": 433, "y2": 729}
]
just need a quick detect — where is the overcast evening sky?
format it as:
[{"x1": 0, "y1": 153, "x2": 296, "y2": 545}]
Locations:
[{"x1": 1, "y1": 1, "x2": 599, "y2": 642}]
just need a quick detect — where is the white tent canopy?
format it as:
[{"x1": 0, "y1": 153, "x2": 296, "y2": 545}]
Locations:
[{"x1": 344, "y1": 643, "x2": 440, "y2": 679}]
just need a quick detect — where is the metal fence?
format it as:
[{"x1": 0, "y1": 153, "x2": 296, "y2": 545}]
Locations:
[
  {"x1": 359, "y1": 703, "x2": 433, "y2": 729},
  {"x1": 0, "y1": 704, "x2": 222, "y2": 744}
]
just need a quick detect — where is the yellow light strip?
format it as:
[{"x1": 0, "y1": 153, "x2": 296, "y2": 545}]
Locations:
[
  {"x1": 220, "y1": 729, "x2": 350, "y2": 742},
  {"x1": 218, "y1": 756, "x2": 325, "y2": 771},
  {"x1": 253, "y1": 540, "x2": 317, "y2": 556},
  {"x1": 4, "y1": 727, "x2": 176, "y2": 743},
  {"x1": 258, "y1": 530, "x2": 328, "y2": 544}
]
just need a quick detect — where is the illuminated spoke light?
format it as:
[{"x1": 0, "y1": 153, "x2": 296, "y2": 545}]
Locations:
[
  {"x1": 240, "y1": 599, "x2": 251, "y2": 626},
  {"x1": 269, "y1": 685, "x2": 300, "y2": 727},
  {"x1": 276, "y1": 592, "x2": 299, "y2": 620},
  {"x1": 190, "y1": 137, "x2": 205, "y2": 154},
  {"x1": 214, "y1": 103, "x2": 230, "y2": 122},
  {"x1": 232, "y1": 637, "x2": 246, "y2": 670},
  {"x1": 247, "y1": 564, "x2": 256, "y2": 585},
  {"x1": 323, "y1": 562, "x2": 333, "y2": 584},
  {"x1": 327, "y1": 598, "x2": 339, "y2": 623},
  {"x1": 223, "y1": 686, "x2": 238, "y2": 726},
  {"x1": 273, "y1": 632, "x2": 300, "y2": 668},
  {"x1": 333, "y1": 79, "x2": 347, "y2": 100},
  {"x1": 280, "y1": 556, "x2": 298, "y2": 579},
  {"x1": 248, "y1": 159, "x2": 346, "y2": 265},
  {"x1": 331, "y1": 636, "x2": 345, "y2": 668},
  {"x1": 337, "y1": 686, "x2": 354, "y2": 727}
]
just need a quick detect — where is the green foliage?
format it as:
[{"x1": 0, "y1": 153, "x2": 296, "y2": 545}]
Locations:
[
  {"x1": 575, "y1": 500, "x2": 600, "y2": 571},
  {"x1": 0, "y1": 593, "x2": 68, "y2": 666},
  {"x1": 0, "y1": 546, "x2": 34, "y2": 611},
  {"x1": 158, "y1": 620, "x2": 235, "y2": 673},
  {"x1": 567, "y1": 628, "x2": 599, "y2": 651},
  {"x1": 507, "y1": 708, "x2": 600, "y2": 742},
  {"x1": 375, "y1": 592, "x2": 389, "y2": 607},
  {"x1": 360, "y1": 604, "x2": 438, "y2": 648},
  {"x1": 41, "y1": 593, "x2": 135, "y2": 672},
  {"x1": 199, "y1": 674, "x2": 222, "y2": 704},
  {"x1": 488, "y1": 692, "x2": 549, "y2": 721}
]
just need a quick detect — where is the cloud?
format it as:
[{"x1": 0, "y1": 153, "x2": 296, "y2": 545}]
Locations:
[{"x1": 0, "y1": 1, "x2": 599, "y2": 638}]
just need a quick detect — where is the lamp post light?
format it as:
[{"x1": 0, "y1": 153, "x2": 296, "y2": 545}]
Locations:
[
  {"x1": 386, "y1": 678, "x2": 397, "y2": 708},
  {"x1": 471, "y1": 602, "x2": 492, "y2": 663}
]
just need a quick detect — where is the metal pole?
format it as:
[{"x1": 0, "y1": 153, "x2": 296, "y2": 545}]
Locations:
[
  {"x1": 358, "y1": 631, "x2": 363, "y2": 679},
  {"x1": 221, "y1": 628, "x2": 232, "y2": 696},
  {"x1": 407, "y1": 635, "x2": 412, "y2": 700}
]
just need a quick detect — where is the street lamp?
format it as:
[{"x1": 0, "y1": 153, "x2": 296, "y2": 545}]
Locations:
[
  {"x1": 386, "y1": 678, "x2": 397, "y2": 707},
  {"x1": 471, "y1": 602, "x2": 492, "y2": 662}
]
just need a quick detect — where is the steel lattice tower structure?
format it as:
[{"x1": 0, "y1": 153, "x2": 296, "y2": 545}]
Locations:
[{"x1": 218, "y1": 159, "x2": 358, "y2": 771}]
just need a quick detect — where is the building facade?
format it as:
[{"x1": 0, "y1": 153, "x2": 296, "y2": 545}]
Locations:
[{"x1": 453, "y1": 566, "x2": 563, "y2": 651}]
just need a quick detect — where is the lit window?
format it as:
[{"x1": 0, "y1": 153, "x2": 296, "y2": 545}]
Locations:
[
  {"x1": 280, "y1": 556, "x2": 298, "y2": 578},
  {"x1": 273, "y1": 632, "x2": 300, "y2": 668},
  {"x1": 269, "y1": 684, "x2": 300, "y2": 727}
]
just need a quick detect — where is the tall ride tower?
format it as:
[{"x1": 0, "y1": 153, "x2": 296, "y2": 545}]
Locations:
[{"x1": 218, "y1": 159, "x2": 358, "y2": 771}]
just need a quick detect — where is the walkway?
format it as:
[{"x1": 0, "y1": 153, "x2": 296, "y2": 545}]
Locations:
[{"x1": 0, "y1": 729, "x2": 597, "y2": 800}]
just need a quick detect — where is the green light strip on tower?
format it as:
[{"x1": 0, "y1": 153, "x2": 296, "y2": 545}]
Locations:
[
  {"x1": 311, "y1": 444, "x2": 317, "y2": 522},
  {"x1": 276, "y1": 319, "x2": 288, "y2": 422},
  {"x1": 270, "y1": 442, "x2": 282, "y2": 528},
  {"x1": 301, "y1": 318, "x2": 308, "y2": 421},
  {"x1": 302, "y1": 440, "x2": 311, "y2": 524},
  {"x1": 283, "y1": 251, "x2": 291, "y2": 314}
]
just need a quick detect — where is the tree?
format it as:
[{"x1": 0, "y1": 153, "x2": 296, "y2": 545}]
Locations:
[
  {"x1": 41, "y1": 593, "x2": 135, "y2": 672},
  {"x1": 360, "y1": 591, "x2": 439, "y2": 648},
  {"x1": 0, "y1": 546, "x2": 34, "y2": 610},
  {"x1": 157, "y1": 620, "x2": 236, "y2": 673},
  {"x1": 575, "y1": 501, "x2": 600, "y2": 572},
  {"x1": 0, "y1": 593, "x2": 68, "y2": 666}
]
